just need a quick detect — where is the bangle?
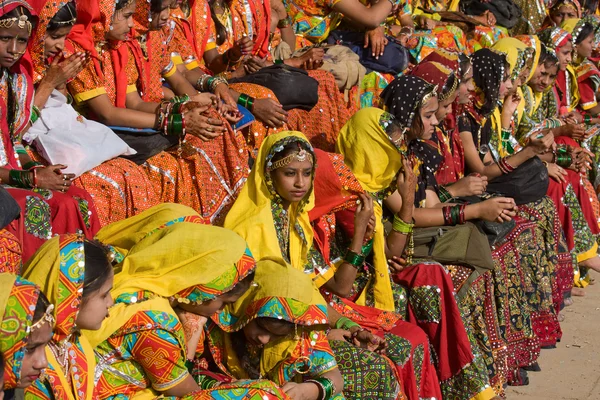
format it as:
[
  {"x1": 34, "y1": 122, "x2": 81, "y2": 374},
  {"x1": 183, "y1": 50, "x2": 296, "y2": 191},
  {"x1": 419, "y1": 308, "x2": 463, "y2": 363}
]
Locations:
[
  {"x1": 584, "y1": 114, "x2": 592, "y2": 125},
  {"x1": 170, "y1": 94, "x2": 191, "y2": 103},
  {"x1": 556, "y1": 153, "x2": 573, "y2": 168},
  {"x1": 30, "y1": 105, "x2": 41, "y2": 125},
  {"x1": 306, "y1": 377, "x2": 335, "y2": 400},
  {"x1": 500, "y1": 128, "x2": 512, "y2": 142},
  {"x1": 437, "y1": 186, "x2": 453, "y2": 203},
  {"x1": 442, "y1": 205, "x2": 465, "y2": 226},
  {"x1": 334, "y1": 317, "x2": 361, "y2": 331},
  {"x1": 8, "y1": 169, "x2": 33, "y2": 189},
  {"x1": 22, "y1": 161, "x2": 42, "y2": 170},
  {"x1": 392, "y1": 215, "x2": 413, "y2": 234},
  {"x1": 238, "y1": 93, "x2": 255, "y2": 110},
  {"x1": 274, "y1": 59, "x2": 284, "y2": 64},
  {"x1": 344, "y1": 249, "x2": 364, "y2": 268},
  {"x1": 498, "y1": 157, "x2": 515, "y2": 175},
  {"x1": 361, "y1": 239, "x2": 373, "y2": 257},
  {"x1": 277, "y1": 16, "x2": 292, "y2": 29}
]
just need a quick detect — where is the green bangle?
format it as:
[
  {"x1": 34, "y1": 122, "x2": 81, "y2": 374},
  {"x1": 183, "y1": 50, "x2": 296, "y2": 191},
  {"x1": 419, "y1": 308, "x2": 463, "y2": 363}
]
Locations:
[
  {"x1": 314, "y1": 377, "x2": 335, "y2": 400},
  {"x1": 361, "y1": 239, "x2": 374, "y2": 257},
  {"x1": 334, "y1": 316, "x2": 361, "y2": 331},
  {"x1": 237, "y1": 93, "x2": 249, "y2": 108},
  {"x1": 274, "y1": 59, "x2": 284, "y2": 64},
  {"x1": 170, "y1": 94, "x2": 191, "y2": 103},
  {"x1": 392, "y1": 215, "x2": 413, "y2": 234},
  {"x1": 438, "y1": 186, "x2": 453, "y2": 203},
  {"x1": 9, "y1": 169, "x2": 33, "y2": 189},
  {"x1": 344, "y1": 249, "x2": 364, "y2": 267},
  {"x1": 22, "y1": 161, "x2": 42, "y2": 170},
  {"x1": 246, "y1": 95, "x2": 254, "y2": 111}
]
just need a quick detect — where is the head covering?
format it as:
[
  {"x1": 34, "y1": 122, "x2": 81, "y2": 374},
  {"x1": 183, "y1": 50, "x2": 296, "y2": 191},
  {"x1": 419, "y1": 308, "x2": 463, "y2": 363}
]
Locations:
[
  {"x1": 550, "y1": 0, "x2": 582, "y2": 18},
  {"x1": 561, "y1": 17, "x2": 593, "y2": 45},
  {"x1": 421, "y1": 49, "x2": 460, "y2": 77},
  {"x1": 224, "y1": 131, "x2": 316, "y2": 273},
  {"x1": 491, "y1": 38, "x2": 533, "y2": 83},
  {"x1": 514, "y1": 35, "x2": 543, "y2": 83},
  {"x1": 380, "y1": 75, "x2": 438, "y2": 131},
  {"x1": 21, "y1": 234, "x2": 97, "y2": 400},
  {"x1": 471, "y1": 48, "x2": 508, "y2": 117},
  {"x1": 335, "y1": 107, "x2": 403, "y2": 311},
  {"x1": 539, "y1": 26, "x2": 573, "y2": 55},
  {"x1": 214, "y1": 259, "x2": 328, "y2": 379},
  {"x1": 460, "y1": 0, "x2": 522, "y2": 29},
  {"x1": 0, "y1": 273, "x2": 44, "y2": 389},
  {"x1": 87, "y1": 204, "x2": 256, "y2": 345},
  {"x1": 27, "y1": 0, "x2": 75, "y2": 84},
  {"x1": 410, "y1": 61, "x2": 459, "y2": 103},
  {"x1": 67, "y1": 0, "x2": 133, "y2": 107}
]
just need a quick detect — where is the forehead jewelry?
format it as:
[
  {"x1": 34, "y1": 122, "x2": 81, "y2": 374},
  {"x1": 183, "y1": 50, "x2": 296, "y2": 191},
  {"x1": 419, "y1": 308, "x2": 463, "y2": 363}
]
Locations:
[
  {"x1": 53, "y1": 2, "x2": 77, "y2": 26},
  {"x1": 0, "y1": 9, "x2": 32, "y2": 34},
  {"x1": 271, "y1": 144, "x2": 314, "y2": 170},
  {"x1": 29, "y1": 304, "x2": 55, "y2": 333}
]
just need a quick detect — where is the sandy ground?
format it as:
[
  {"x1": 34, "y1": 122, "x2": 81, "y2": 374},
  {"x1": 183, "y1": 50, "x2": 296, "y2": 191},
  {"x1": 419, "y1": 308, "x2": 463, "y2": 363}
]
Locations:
[{"x1": 505, "y1": 278, "x2": 600, "y2": 400}]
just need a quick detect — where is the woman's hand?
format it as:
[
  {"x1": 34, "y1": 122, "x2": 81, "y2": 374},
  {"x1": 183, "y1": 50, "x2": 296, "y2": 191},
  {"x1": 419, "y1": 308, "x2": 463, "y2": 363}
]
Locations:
[
  {"x1": 546, "y1": 162, "x2": 567, "y2": 183},
  {"x1": 252, "y1": 98, "x2": 288, "y2": 128},
  {"x1": 415, "y1": 15, "x2": 438, "y2": 30},
  {"x1": 388, "y1": 255, "x2": 408, "y2": 273},
  {"x1": 213, "y1": 84, "x2": 237, "y2": 109},
  {"x1": 177, "y1": 311, "x2": 208, "y2": 360},
  {"x1": 570, "y1": 147, "x2": 594, "y2": 172},
  {"x1": 184, "y1": 109, "x2": 227, "y2": 141},
  {"x1": 190, "y1": 92, "x2": 217, "y2": 108},
  {"x1": 350, "y1": 328, "x2": 387, "y2": 354},
  {"x1": 476, "y1": 197, "x2": 517, "y2": 223},
  {"x1": 364, "y1": 27, "x2": 388, "y2": 59},
  {"x1": 229, "y1": 36, "x2": 253, "y2": 62},
  {"x1": 502, "y1": 92, "x2": 521, "y2": 116},
  {"x1": 36, "y1": 165, "x2": 75, "y2": 192},
  {"x1": 327, "y1": 328, "x2": 350, "y2": 341},
  {"x1": 41, "y1": 52, "x2": 87, "y2": 90},
  {"x1": 566, "y1": 123, "x2": 587, "y2": 140},
  {"x1": 292, "y1": 48, "x2": 324, "y2": 70},
  {"x1": 526, "y1": 130, "x2": 555, "y2": 155},
  {"x1": 220, "y1": 103, "x2": 242, "y2": 123},
  {"x1": 282, "y1": 382, "x2": 320, "y2": 400},
  {"x1": 364, "y1": 214, "x2": 376, "y2": 241},
  {"x1": 396, "y1": 157, "x2": 417, "y2": 206},
  {"x1": 447, "y1": 173, "x2": 488, "y2": 197},
  {"x1": 354, "y1": 193, "x2": 374, "y2": 236},
  {"x1": 244, "y1": 56, "x2": 270, "y2": 74}
]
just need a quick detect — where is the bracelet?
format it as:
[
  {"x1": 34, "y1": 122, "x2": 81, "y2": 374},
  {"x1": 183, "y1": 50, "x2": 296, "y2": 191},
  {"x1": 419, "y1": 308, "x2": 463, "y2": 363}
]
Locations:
[
  {"x1": 277, "y1": 16, "x2": 292, "y2": 29},
  {"x1": 195, "y1": 74, "x2": 211, "y2": 92},
  {"x1": 22, "y1": 161, "x2": 42, "y2": 170},
  {"x1": 334, "y1": 317, "x2": 361, "y2": 331},
  {"x1": 437, "y1": 186, "x2": 453, "y2": 203},
  {"x1": 500, "y1": 128, "x2": 512, "y2": 142},
  {"x1": 498, "y1": 157, "x2": 515, "y2": 175},
  {"x1": 442, "y1": 205, "x2": 465, "y2": 226},
  {"x1": 8, "y1": 169, "x2": 33, "y2": 189},
  {"x1": 392, "y1": 215, "x2": 413, "y2": 234},
  {"x1": 209, "y1": 76, "x2": 228, "y2": 93},
  {"x1": 170, "y1": 94, "x2": 191, "y2": 103},
  {"x1": 344, "y1": 249, "x2": 364, "y2": 268},
  {"x1": 274, "y1": 59, "x2": 284, "y2": 64},
  {"x1": 361, "y1": 239, "x2": 373, "y2": 257},
  {"x1": 30, "y1": 105, "x2": 41, "y2": 125},
  {"x1": 306, "y1": 377, "x2": 335, "y2": 400},
  {"x1": 584, "y1": 114, "x2": 592, "y2": 125},
  {"x1": 237, "y1": 93, "x2": 255, "y2": 111},
  {"x1": 556, "y1": 153, "x2": 573, "y2": 168}
]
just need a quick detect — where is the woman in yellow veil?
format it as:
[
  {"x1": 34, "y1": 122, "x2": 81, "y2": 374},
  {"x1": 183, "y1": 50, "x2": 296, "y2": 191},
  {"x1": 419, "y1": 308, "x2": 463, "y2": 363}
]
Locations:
[
  {"x1": 225, "y1": 131, "x2": 442, "y2": 399},
  {"x1": 22, "y1": 234, "x2": 114, "y2": 400},
  {"x1": 82, "y1": 203, "x2": 288, "y2": 400}
]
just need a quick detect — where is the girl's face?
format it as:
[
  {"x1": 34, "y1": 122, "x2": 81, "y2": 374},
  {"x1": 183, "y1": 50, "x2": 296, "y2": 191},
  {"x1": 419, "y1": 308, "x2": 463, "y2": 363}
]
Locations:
[
  {"x1": 177, "y1": 289, "x2": 248, "y2": 317},
  {"x1": 435, "y1": 90, "x2": 458, "y2": 122},
  {"x1": 271, "y1": 159, "x2": 313, "y2": 208},
  {"x1": 0, "y1": 23, "x2": 30, "y2": 68},
  {"x1": 411, "y1": 96, "x2": 439, "y2": 141},
  {"x1": 43, "y1": 26, "x2": 72, "y2": 59},
  {"x1": 499, "y1": 72, "x2": 513, "y2": 98},
  {"x1": 557, "y1": 41, "x2": 573, "y2": 70},
  {"x1": 18, "y1": 321, "x2": 52, "y2": 389},
  {"x1": 242, "y1": 318, "x2": 294, "y2": 346},
  {"x1": 458, "y1": 65, "x2": 474, "y2": 105},
  {"x1": 576, "y1": 32, "x2": 594, "y2": 59},
  {"x1": 106, "y1": 1, "x2": 136, "y2": 41},
  {"x1": 75, "y1": 269, "x2": 114, "y2": 331},
  {"x1": 529, "y1": 62, "x2": 558, "y2": 93},
  {"x1": 150, "y1": 0, "x2": 171, "y2": 31},
  {"x1": 551, "y1": 5, "x2": 578, "y2": 26}
]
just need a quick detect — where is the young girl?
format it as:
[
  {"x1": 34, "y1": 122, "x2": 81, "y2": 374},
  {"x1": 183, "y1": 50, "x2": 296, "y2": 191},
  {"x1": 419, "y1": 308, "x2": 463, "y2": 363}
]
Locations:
[{"x1": 22, "y1": 235, "x2": 115, "y2": 400}]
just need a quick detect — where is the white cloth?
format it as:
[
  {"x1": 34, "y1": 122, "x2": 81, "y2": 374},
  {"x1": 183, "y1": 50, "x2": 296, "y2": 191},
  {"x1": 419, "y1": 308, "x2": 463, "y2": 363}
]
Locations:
[{"x1": 23, "y1": 90, "x2": 136, "y2": 177}]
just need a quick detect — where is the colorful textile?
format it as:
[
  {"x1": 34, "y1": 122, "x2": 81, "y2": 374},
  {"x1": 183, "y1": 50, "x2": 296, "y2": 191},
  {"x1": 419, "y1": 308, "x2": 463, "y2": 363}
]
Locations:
[
  {"x1": 284, "y1": 0, "x2": 343, "y2": 44},
  {"x1": 0, "y1": 273, "x2": 43, "y2": 389},
  {"x1": 0, "y1": 229, "x2": 22, "y2": 274},
  {"x1": 22, "y1": 234, "x2": 96, "y2": 400},
  {"x1": 87, "y1": 204, "x2": 258, "y2": 399}
]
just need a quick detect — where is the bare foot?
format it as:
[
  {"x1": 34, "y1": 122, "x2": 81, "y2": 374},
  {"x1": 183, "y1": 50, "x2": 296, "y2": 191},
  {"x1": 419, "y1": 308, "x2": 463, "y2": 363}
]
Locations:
[
  {"x1": 572, "y1": 287, "x2": 586, "y2": 297},
  {"x1": 579, "y1": 255, "x2": 600, "y2": 273},
  {"x1": 564, "y1": 297, "x2": 574, "y2": 307},
  {"x1": 558, "y1": 313, "x2": 565, "y2": 322}
]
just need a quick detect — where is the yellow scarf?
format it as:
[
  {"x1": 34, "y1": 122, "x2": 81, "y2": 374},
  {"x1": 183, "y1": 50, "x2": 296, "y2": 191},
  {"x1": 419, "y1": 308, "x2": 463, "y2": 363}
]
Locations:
[
  {"x1": 224, "y1": 131, "x2": 316, "y2": 275},
  {"x1": 87, "y1": 204, "x2": 255, "y2": 347},
  {"x1": 335, "y1": 107, "x2": 400, "y2": 311}
]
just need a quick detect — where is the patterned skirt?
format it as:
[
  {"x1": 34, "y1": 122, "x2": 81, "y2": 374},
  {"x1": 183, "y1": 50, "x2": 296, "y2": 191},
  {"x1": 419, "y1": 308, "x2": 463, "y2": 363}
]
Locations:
[
  {"x1": 4, "y1": 186, "x2": 100, "y2": 262},
  {"x1": 74, "y1": 157, "x2": 159, "y2": 226}
]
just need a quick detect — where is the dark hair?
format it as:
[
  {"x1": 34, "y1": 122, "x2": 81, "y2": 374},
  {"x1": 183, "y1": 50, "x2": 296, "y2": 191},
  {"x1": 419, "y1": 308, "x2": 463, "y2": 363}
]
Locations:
[
  {"x1": 410, "y1": 101, "x2": 426, "y2": 138},
  {"x1": 441, "y1": 72, "x2": 457, "y2": 100},
  {"x1": 575, "y1": 23, "x2": 595, "y2": 45},
  {"x1": 458, "y1": 54, "x2": 471, "y2": 82},
  {"x1": 269, "y1": 140, "x2": 314, "y2": 167},
  {"x1": 47, "y1": 1, "x2": 76, "y2": 32},
  {"x1": 224, "y1": 270, "x2": 255, "y2": 297},
  {"x1": 116, "y1": 0, "x2": 134, "y2": 11},
  {"x1": 151, "y1": 0, "x2": 167, "y2": 14},
  {"x1": 582, "y1": 0, "x2": 599, "y2": 15},
  {"x1": 209, "y1": 0, "x2": 228, "y2": 46},
  {"x1": 82, "y1": 240, "x2": 113, "y2": 298},
  {"x1": 539, "y1": 45, "x2": 559, "y2": 66},
  {"x1": 32, "y1": 291, "x2": 51, "y2": 323}
]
